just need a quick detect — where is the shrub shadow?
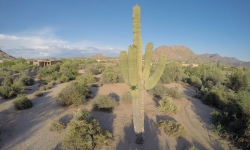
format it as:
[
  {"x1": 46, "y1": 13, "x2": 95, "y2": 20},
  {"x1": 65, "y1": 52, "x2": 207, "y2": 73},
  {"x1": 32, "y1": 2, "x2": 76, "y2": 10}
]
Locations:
[{"x1": 0, "y1": 91, "x2": 65, "y2": 149}]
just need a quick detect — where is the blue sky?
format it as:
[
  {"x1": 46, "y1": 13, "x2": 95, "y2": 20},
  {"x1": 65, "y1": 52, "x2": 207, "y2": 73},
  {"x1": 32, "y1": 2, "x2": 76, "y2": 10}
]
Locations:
[{"x1": 0, "y1": 1, "x2": 249, "y2": 61}]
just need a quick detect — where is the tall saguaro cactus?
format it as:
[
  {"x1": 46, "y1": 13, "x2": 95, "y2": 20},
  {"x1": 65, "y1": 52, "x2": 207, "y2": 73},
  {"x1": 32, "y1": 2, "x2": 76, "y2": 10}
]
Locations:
[{"x1": 119, "y1": 5, "x2": 166, "y2": 144}]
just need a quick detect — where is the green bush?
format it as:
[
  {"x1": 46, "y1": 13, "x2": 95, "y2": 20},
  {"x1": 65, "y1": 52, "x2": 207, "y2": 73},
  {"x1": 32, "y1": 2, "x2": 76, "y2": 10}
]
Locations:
[
  {"x1": 76, "y1": 72, "x2": 96, "y2": 85},
  {"x1": 148, "y1": 83, "x2": 167, "y2": 98},
  {"x1": 189, "y1": 75, "x2": 202, "y2": 89},
  {"x1": 121, "y1": 92, "x2": 132, "y2": 103},
  {"x1": 0, "y1": 78, "x2": 25, "y2": 98},
  {"x1": 74, "y1": 109, "x2": 94, "y2": 122},
  {"x1": 2, "y1": 75, "x2": 13, "y2": 86},
  {"x1": 92, "y1": 95, "x2": 117, "y2": 111},
  {"x1": 18, "y1": 73, "x2": 34, "y2": 86},
  {"x1": 85, "y1": 67, "x2": 99, "y2": 75},
  {"x1": 166, "y1": 87, "x2": 181, "y2": 98},
  {"x1": 59, "y1": 75, "x2": 70, "y2": 83},
  {"x1": 101, "y1": 67, "x2": 123, "y2": 83},
  {"x1": 48, "y1": 120, "x2": 66, "y2": 131},
  {"x1": 61, "y1": 118, "x2": 112, "y2": 150},
  {"x1": 13, "y1": 94, "x2": 33, "y2": 110},
  {"x1": 238, "y1": 90, "x2": 250, "y2": 116},
  {"x1": 0, "y1": 86, "x2": 15, "y2": 98},
  {"x1": 157, "y1": 120, "x2": 186, "y2": 138},
  {"x1": 157, "y1": 97, "x2": 179, "y2": 114},
  {"x1": 34, "y1": 91, "x2": 43, "y2": 97},
  {"x1": 185, "y1": 146, "x2": 198, "y2": 150},
  {"x1": 201, "y1": 90, "x2": 224, "y2": 108},
  {"x1": 57, "y1": 82, "x2": 91, "y2": 106}
]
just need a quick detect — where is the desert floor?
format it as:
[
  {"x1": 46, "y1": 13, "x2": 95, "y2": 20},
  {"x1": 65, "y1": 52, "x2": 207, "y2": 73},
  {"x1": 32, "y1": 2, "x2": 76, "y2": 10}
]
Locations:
[{"x1": 0, "y1": 77, "x2": 236, "y2": 150}]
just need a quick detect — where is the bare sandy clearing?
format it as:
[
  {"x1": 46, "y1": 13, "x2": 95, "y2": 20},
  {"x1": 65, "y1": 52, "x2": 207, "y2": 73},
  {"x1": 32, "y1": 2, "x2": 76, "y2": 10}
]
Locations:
[{"x1": 0, "y1": 81, "x2": 235, "y2": 150}]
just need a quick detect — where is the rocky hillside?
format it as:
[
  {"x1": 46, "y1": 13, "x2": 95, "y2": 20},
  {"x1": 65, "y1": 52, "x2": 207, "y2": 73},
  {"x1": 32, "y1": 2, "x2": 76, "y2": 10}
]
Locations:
[
  {"x1": 0, "y1": 49, "x2": 15, "y2": 61},
  {"x1": 152, "y1": 45, "x2": 202, "y2": 63},
  {"x1": 198, "y1": 53, "x2": 249, "y2": 67},
  {"x1": 89, "y1": 54, "x2": 106, "y2": 60}
]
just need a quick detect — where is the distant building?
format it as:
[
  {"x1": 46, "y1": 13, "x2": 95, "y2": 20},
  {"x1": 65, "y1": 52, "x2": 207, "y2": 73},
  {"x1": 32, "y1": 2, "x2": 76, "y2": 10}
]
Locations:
[
  {"x1": 30, "y1": 59, "x2": 61, "y2": 67},
  {"x1": 182, "y1": 63, "x2": 199, "y2": 67}
]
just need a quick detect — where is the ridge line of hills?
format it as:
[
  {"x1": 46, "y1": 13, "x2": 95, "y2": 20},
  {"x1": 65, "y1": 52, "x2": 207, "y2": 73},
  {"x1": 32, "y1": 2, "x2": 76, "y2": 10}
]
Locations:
[{"x1": 0, "y1": 46, "x2": 249, "y2": 67}]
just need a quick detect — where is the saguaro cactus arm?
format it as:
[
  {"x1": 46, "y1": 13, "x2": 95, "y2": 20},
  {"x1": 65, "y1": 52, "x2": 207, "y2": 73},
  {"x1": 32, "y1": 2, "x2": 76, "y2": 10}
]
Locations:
[
  {"x1": 143, "y1": 42, "x2": 153, "y2": 81},
  {"x1": 128, "y1": 45, "x2": 138, "y2": 86},
  {"x1": 144, "y1": 56, "x2": 166, "y2": 90},
  {"x1": 119, "y1": 51, "x2": 129, "y2": 85}
]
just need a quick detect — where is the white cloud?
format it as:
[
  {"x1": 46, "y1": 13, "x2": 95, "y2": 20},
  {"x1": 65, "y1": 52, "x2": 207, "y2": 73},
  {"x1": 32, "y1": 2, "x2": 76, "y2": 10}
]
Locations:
[{"x1": 0, "y1": 27, "x2": 125, "y2": 58}]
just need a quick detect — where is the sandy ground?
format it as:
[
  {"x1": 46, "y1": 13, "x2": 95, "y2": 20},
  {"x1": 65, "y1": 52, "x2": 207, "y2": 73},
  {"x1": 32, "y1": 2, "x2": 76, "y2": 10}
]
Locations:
[{"x1": 0, "y1": 79, "x2": 235, "y2": 150}]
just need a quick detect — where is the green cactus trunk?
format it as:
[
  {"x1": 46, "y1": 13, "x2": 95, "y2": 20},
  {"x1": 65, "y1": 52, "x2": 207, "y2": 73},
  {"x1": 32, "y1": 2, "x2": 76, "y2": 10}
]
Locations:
[{"x1": 119, "y1": 4, "x2": 166, "y2": 144}]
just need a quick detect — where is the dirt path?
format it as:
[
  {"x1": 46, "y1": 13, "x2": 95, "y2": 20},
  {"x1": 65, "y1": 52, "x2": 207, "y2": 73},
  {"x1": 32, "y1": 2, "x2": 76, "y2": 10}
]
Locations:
[{"x1": 0, "y1": 82, "x2": 233, "y2": 150}]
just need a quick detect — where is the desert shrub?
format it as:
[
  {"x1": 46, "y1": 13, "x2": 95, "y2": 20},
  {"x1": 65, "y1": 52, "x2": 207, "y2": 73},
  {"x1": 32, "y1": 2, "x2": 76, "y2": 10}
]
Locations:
[
  {"x1": 157, "y1": 120, "x2": 186, "y2": 138},
  {"x1": 161, "y1": 62, "x2": 185, "y2": 83},
  {"x1": 39, "y1": 81, "x2": 54, "y2": 91},
  {"x1": 39, "y1": 85, "x2": 47, "y2": 91},
  {"x1": 157, "y1": 97, "x2": 179, "y2": 114},
  {"x1": 148, "y1": 83, "x2": 167, "y2": 98},
  {"x1": 13, "y1": 94, "x2": 33, "y2": 110},
  {"x1": 238, "y1": 91, "x2": 250, "y2": 116},
  {"x1": 201, "y1": 90, "x2": 224, "y2": 108},
  {"x1": 59, "y1": 75, "x2": 70, "y2": 83},
  {"x1": 101, "y1": 67, "x2": 123, "y2": 83},
  {"x1": 229, "y1": 69, "x2": 249, "y2": 91},
  {"x1": 57, "y1": 82, "x2": 91, "y2": 106},
  {"x1": 85, "y1": 67, "x2": 99, "y2": 75},
  {"x1": 0, "y1": 86, "x2": 15, "y2": 98},
  {"x1": 18, "y1": 73, "x2": 34, "y2": 86},
  {"x1": 34, "y1": 91, "x2": 43, "y2": 97},
  {"x1": 121, "y1": 92, "x2": 132, "y2": 103},
  {"x1": 37, "y1": 65, "x2": 58, "y2": 80},
  {"x1": 2, "y1": 75, "x2": 13, "y2": 86},
  {"x1": 48, "y1": 120, "x2": 66, "y2": 131},
  {"x1": 74, "y1": 109, "x2": 94, "y2": 122},
  {"x1": 166, "y1": 87, "x2": 181, "y2": 98},
  {"x1": 92, "y1": 95, "x2": 117, "y2": 111},
  {"x1": 189, "y1": 75, "x2": 202, "y2": 89},
  {"x1": 60, "y1": 60, "x2": 78, "y2": 80},
  {"x1": 185, "y1": 146, "x2": 198, "y2": 150},
  {"x1": 61, "y1": 118, "x2": 112, "y2": 150},
  {"x1": 76, "y1": 72, "x2": 96, "y2": 85},
  {"x1": 0, "y1": 77, "x2": 25, "y2": 98}
]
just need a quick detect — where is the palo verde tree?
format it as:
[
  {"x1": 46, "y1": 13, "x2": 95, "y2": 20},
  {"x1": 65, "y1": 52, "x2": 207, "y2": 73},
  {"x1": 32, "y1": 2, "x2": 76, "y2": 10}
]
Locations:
[{"x1": 119, "y1": 5, "x2": 166, "y2": 144}]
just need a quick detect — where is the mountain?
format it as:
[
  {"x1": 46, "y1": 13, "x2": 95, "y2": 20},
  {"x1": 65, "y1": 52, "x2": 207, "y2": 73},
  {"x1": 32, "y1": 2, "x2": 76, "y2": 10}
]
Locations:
[
  {"x1": 89, "y1": 54, "x2": 106, "y2": 60},
  {"x1": 198, "y1": 53, "x2": 246, "y2": 66},
  {"x1": 0, "y1": 49, "x2": 15, "y2": 61},
  {"x1": 152, "y1": 45, "x2": 202, "y2": 63}
]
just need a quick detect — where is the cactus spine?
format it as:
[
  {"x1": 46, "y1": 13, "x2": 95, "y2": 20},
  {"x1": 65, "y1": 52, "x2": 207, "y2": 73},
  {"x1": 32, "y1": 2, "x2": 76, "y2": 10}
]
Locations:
[{"x1": 119, "y1": 4, "x2": 166, "y2": 144}]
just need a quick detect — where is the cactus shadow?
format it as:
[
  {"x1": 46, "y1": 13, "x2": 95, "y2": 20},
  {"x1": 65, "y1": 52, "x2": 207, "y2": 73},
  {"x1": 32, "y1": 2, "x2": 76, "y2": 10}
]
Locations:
[
  {"x1": 116, "y1": 115, "x2": 167, "y2": 150},
  {"x1": 91, "y1": 110, "x2": 116, "y2": 133}
]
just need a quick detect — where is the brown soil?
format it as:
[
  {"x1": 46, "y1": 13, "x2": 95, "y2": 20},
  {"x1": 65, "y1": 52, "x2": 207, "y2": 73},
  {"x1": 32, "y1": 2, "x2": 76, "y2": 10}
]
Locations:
[{"x1": 0, "y1": 80, "x2": 235, "y2": 150}]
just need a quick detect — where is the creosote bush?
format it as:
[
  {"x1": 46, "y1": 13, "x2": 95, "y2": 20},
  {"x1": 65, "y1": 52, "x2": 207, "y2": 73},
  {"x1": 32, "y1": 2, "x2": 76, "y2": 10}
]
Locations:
[
  {"x1": 18, "y1": 73, "x2": 34, "y2": 86},
  {"x1": 57, "y1": 82, "x2": 91, "y2": 106},
  {"x1": 157, "y1": 120, "x2": 186, "y2": 138},
  {"x1": 61, "y1": 110, "x2": 112, "y2": 150},
  {"x1": 74, "y1": 109, "x2": 94, "y2": 122},
  {"x1": 148, "y1": 83, "x2": 167, "y2": 98},
  {"x1": 13, "y1": 94, "x2": 33, "y2": 110},
  {"x1": 34, "y1": 91, "x2": 43, "y2": 97},
  {"x1": 166, "y1": 87, "x2": 182, "y2": 98},
  {"x1": 157, "y1": 97, "x2": 179, "y2": 114},
  {"x1": 92, "y1": 95, "x2": 117, "y2": 111},
  {"x1": 48, "y1": 120, "x2": 66, "y2": 131},
  {"x1": 121, "y1": 92, "x2": 132, "y2": 103}
]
